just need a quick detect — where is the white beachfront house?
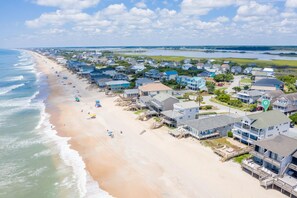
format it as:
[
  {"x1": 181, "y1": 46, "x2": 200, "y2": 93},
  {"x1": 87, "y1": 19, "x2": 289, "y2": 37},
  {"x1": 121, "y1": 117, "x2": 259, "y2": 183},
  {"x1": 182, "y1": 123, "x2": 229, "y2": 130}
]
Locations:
[
  {"x1": 176, "y1": 115, "x2": 236, "y2": 140},
  {"x1": 161, "y1": 101, "x2": 199, "y2": 127},
  {"x1": 138, "y1": 82, "x2": 173, "y2": 96},
  {"x1": 232, "y1": 110, "x2": 290, "y2": 145},
  {"x1": 242, "y1": 135, "x2": 297, "y2": 197}
]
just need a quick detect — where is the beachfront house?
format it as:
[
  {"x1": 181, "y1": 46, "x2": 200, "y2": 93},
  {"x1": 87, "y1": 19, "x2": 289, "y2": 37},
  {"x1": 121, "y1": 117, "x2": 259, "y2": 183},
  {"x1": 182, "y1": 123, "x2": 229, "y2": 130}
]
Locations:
[
  {"x1": 113, "y1": 73, "x2": 129, "y2": 81},
  {"x1": 162, "y1": 70, "x2": 178, "y2": 81},
  {"x1": 123, "y1": 89, "x2": 139, "y2": 99},
  {"x1": 176, "y1": 115, "x2": 236, "y2": 140},
  {"x1": 148, "y1": 94, "x2": 179, "y2": 113},
  {"x1": 273, "y1": 93, "x2": 297, "y2": 115},
  {"x1": 251, "y1": 78, "x2": 284, "y2": 92},
  {"x1": 95, "y1": 78, "x2": 112, "y2": 88},
  {"x1": 241, "y1": 135, "x2": 297, "y2": 197},
  {"x1": 236, "y1": 90, "x2": 263, "y2": 104},
  {"x1": 161, "y1": 101, "x2": 199, "y2": 127},
  {"x1": 135, "y1": 78, "x2": 154, "y2": 88},
  {"x1": 105, "y1": 80, "x2": 130, "y2": 91},
  {"x1": 232, "y1": 110, "x2": 290, "y2": 145},
  {"x1": 77, "y1": 65, "x2": 95, "y2": 77},
  {"x1": 139, "y1": 83, "x2": 173, "y2": 96}
]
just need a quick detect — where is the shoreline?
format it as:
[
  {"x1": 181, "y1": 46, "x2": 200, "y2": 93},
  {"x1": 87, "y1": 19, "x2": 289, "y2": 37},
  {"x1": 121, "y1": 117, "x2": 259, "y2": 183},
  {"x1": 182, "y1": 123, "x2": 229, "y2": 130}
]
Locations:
[{"x1": 29, "y1": 51, "x2": 286, "y2": 198}]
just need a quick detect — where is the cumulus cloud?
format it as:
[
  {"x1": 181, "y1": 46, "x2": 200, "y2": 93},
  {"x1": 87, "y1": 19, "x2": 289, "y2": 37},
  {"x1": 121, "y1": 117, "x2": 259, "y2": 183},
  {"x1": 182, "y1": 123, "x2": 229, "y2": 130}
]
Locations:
[
  {"x1": 33, "y1": 0, "x2": 100, "y2": 10},
  {"x1": 286, "y1": 0, "x2": 297, "y2": 8},
  {"x1": 23, "y1": 0, "x2": 297, "y2": 45},
  {"x1": 181, "y1": 0, "x2": 236, "y2": 15},
  {"x1": 234, "y1": 1, "x2": 277, "y2": 22}
]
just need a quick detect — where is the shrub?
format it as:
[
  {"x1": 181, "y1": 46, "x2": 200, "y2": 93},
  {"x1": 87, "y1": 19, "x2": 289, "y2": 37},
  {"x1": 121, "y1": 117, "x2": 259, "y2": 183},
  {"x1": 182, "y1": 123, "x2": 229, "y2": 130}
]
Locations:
[
  {"x1": 289, "y1": 113, "x2": 297, "y2": 124},
  {"x1": 217, "y1": 94, "x2": 230, "y2": 103},
  {"x1": 227, "y1": 131, "x2": 233, "y2": 138},
  {"x1": 227, "y1": 99, "x2": 243, "y2": 107}
]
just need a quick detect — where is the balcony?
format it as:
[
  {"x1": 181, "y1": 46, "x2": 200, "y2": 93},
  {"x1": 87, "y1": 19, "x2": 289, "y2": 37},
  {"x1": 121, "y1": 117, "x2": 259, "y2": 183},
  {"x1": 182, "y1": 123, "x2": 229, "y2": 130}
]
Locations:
[
  {"x1": 289, "y1": 163, "x2": 297, "y2": 172},
  {"x1": 250, "y1": 151, "x2": 281, "y2": 168}
]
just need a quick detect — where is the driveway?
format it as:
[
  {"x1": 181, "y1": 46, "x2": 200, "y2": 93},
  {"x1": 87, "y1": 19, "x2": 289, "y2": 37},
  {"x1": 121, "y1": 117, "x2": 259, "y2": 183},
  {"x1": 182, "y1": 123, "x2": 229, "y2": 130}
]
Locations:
[{"x1": 225, "y1": 75, "x2": 242, "y2": 94}]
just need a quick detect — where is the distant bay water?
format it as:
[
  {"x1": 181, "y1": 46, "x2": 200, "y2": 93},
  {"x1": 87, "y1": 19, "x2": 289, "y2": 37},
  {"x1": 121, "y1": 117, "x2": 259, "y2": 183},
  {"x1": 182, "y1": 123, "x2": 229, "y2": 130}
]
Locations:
[
  {"x1": 121, "y1": 48, "x2": 297, "y2": 61},
  {"x1": 0, "y1": 49, "x2": 110, "y2": 198}
]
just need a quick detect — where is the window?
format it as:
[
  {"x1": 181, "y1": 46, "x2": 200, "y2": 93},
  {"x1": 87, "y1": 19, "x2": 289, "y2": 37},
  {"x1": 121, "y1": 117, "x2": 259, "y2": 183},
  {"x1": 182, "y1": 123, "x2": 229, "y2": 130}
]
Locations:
[{"x1": 268, "y1": 126, "x2": 274, "y2": 130}]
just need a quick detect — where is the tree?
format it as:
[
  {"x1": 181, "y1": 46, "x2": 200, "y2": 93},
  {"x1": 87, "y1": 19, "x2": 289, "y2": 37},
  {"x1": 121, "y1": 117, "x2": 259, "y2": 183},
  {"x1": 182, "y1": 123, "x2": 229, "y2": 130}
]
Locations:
[
  {"x1": 232, "y1": 86, "x2": 242, "y2": 92},
  {"x1": 225, "y1": 73, "x2": 234, "y2": 82},
  {"x1": 217, "y1": 94, "x2": 230, "y2": 103},
  {"x1": 206, "y1": 81, "x2": 215, "y2": 94},
  {"x1": 243, "y1": 85, "x2": 249, "y2": 90},
  {"x1": 289, "y1": 113, "x2": 297, "y2": 124},
  {"x1": 214, "y1": 73, "x2": 234, "y2": 82},
  {"x1": 195, "y1": 95, "x2": 203, "y2": 104},
  {"x1": 214, "y1": 74, "x2": 225, "y2": 82}
]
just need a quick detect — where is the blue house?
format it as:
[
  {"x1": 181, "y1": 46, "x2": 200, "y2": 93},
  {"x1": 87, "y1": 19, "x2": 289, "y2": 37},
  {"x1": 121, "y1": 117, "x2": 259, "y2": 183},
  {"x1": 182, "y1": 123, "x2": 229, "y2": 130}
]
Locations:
[
  {"x1": 177, "y1": 76, "x2": 206, "y2": 90},
  {"x1": 163, "y1": 70, "x2": 178, "y2": 81},
  {"x1": 105, "y1": 80, "x2": 130, "y2": 91},
  {"x1": 176, "y1": 76, "x2": 191, "y2": 86}
]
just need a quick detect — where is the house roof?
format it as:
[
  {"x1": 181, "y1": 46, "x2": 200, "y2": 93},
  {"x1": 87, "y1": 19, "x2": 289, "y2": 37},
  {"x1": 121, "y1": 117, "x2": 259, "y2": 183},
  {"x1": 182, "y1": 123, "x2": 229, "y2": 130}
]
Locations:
[
  {"x1": 264, "y1": 90, "x2": 284, "y2": 98},
  {"x1": 136, "y1": 78, "x2": 154, "y2": 84},
  {"x1": 183, "y1": 115, "x2": 236, "y2": 132},
  {"x1": 164, "y1": 70, "x2": 178, "y2": 75},
  {"x1": 106, "y1": 80, "x2": 130, "y2": 86},
  {"x1": 161, "y1": 110, "x2": 183, "y2": 119},
  {"x1": 153, "y1": 93, "x2": 177, "y2": 102},
  {"x1": 255, "y1": 135, "x2": 297, "y2": 157},
  {"x1": 174, "y1": 101, "x2": 199, "y2": 109},
  {"x1": 241, "y1": 110, "x2": 290, "y2": 129},
  {"x1": 238, "y1": 90, "x2": 262, "y2": 97},
  {"x1": 253, "y1": 78, "x2": 284, "y2": 87},
  {"x1": 139, "y1": 83, "x2": 172, "y2": 92},
  {"x1": 124, "y1": 89, "x2": 139, "y2": 95}
]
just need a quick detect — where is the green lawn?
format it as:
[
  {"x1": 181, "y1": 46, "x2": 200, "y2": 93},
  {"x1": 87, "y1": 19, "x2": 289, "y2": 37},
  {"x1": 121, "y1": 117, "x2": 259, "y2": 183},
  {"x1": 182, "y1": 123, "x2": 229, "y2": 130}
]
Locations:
[
  {"x1": 240, "y1": 78, "x2": 252, "y2": 84},
  {"x1": 210, "y1": 97, "x2": 250, "y2": 111},
  {"x1": 233, "y1": 154, "x2": 252, "y2": 164}
]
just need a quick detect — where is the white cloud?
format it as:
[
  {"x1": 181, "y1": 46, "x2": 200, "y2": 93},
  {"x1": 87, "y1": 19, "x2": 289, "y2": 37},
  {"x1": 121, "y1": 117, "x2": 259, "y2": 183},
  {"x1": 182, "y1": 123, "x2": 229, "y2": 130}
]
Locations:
[
  {"x1": 181, "y1": 0, "x2": 236, "y2": 15},
  {"x1": 26, "y1": 10, "x2": 90, "y2": 28},
  {"x1": 286, "y1": 0, "x2": 297, "y2": 8},
  {"x1": 33, "y1": 0, "x2": 100, "y2": 10},
  {"x1": 21, "y1": 0, "x2": 297, "y2": 46},
  {"x1": 135, "y1": 2, "x2": 147, "y2": 8},
  {"x1": 216, "y1": 16, "x2": 230, "y2": 23},
  {"x1": 234, "y1": 1, "x2": 277, "y2": 22}
]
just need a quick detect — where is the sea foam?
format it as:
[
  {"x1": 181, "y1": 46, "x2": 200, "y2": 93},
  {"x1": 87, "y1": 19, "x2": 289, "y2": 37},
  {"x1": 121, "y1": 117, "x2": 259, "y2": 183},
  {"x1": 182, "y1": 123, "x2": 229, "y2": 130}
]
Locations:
[{"x1": 0, "y1": 83, "x2": 25, "y2": 96}]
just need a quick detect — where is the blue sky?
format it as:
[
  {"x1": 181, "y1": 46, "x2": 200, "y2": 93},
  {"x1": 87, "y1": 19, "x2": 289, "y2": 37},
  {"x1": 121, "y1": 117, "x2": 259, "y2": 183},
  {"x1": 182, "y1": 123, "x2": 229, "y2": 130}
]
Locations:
[{"x1": 1, "y1": 0, "x2": 297, "y2": 48}]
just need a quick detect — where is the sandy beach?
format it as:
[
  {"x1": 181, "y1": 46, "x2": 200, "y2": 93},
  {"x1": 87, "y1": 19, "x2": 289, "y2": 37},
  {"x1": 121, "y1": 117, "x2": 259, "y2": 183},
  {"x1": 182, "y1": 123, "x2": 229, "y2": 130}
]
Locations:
[{"x1": 29, "y1": 51, "x2": 286, "y2": 198}]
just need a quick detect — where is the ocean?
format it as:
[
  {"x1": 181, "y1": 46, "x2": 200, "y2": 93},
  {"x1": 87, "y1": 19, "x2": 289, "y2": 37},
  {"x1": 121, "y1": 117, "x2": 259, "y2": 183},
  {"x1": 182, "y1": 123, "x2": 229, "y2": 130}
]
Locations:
[{"x1": 0, "y1": 49, "x2": 110, "y2": 198}]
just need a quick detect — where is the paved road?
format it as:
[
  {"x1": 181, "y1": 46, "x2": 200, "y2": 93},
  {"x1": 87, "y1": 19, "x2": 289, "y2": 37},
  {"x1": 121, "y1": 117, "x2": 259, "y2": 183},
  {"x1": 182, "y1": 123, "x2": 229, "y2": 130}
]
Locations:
[
  {"x1": 203, "y1": 95, "x2": 251, "y2": 117},
  {"x1": 225, "y1": 75, "x2": 242, "y2": 94}
]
